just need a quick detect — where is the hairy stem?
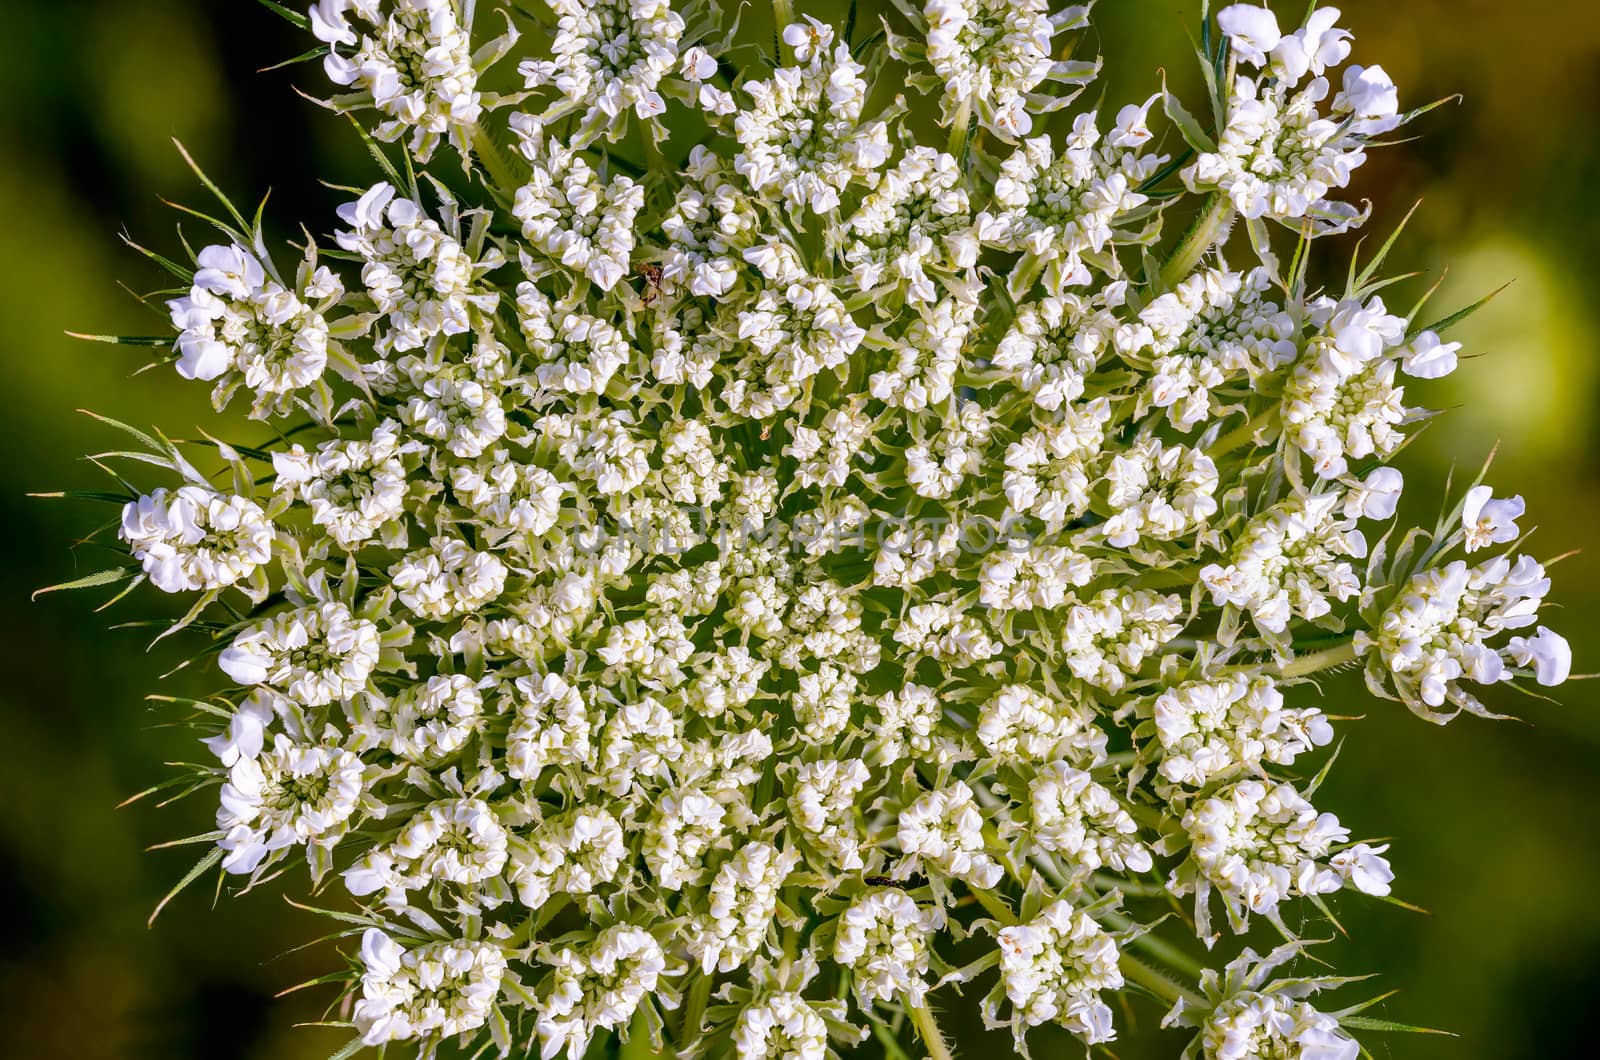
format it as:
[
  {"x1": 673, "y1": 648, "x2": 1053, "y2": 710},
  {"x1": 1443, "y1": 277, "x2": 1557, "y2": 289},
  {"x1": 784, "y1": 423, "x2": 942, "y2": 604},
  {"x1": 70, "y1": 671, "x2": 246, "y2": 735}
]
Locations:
[
  {"x1": 679, "y1": 972, "x2": 713, "y2": 1046},
  {"x1": 1118, "y1": 953, "x2": 1206, "y2": 1009},
  {"x1": 1278, "y1": 638, "x2": 1359, "y2": 677},
  {"x1": 1160, "y1": 193, "x2": 1232, "y2": 288},
  {"x1": 773, "y1": 0, "x2": 794, "y2": 33},
  {"x1": 946, "y1": 97, "x2": 973, "y2": 159},
  {"x1": 908, "y1": 1000, "x2": 956, "y2": 1060},
  {"x1": 470, "y1": 123, "x2": 520, "y2": 200}
]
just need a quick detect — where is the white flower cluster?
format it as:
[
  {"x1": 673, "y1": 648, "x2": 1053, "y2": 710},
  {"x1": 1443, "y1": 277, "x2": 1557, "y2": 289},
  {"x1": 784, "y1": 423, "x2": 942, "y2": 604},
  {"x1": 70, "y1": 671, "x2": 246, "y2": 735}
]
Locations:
[
  {"x1": 1172, "y1": 779, "x2": 1393, "y2": 939},
  {"x1": 1358, "y1": 550, "x2": 1570, "y2": 719},
  {"x1": 311, "y1": 0, "x2": 492, "y2": 161},
  {"x1": 1200, "y1": 491, "x2": 1365, "y2": 636},
  {"x1": 987, "y1": 899, "x2": 1123, "y2": 1046},
  {"x1": 977, "y1": 104, "x2": 1164, "y2": 290},
  {"x1": 733, "y1": 990, "x2": 830, "y2": 1060},
  {"x1": 1126, "y1": 265, "x2": 1299, "y2": 429},
  {"x1": 1163, "y1": 943, "x2": 1361, "y2": 1060},
  {"x1": 687, "y1": 842, "x2": 798, "y2": 973},
  {"x1": 1184, "y1": 4, "x2": 1401, "y2": 230},
  {"x1": 120, "y1": 486, "x2": 274, "y2": 594},
  {"x1": 513, "y1": 115, "x2": 647, "y2": 290},
  {"x1": 902, "y1": 1, "x2": 1096, "y2": 138},
  {"x1": 344, "y1": 795, "x2": 509, "y2": 904},
  {"x1": 272, "y1": 420, "x2": 424, "y2": 546},
  {"x1": 354, "y1": 929, "x2": 508, "y2": 1044},
  {"x1": 1199, "y1": 989, "x2": 1358, "y2": 1060},
  {"x1": 519, "y1": 0, "x2": 685, "y2": 145},
  {"x1": 845, "y1": 146, "x2": 976, "y2": 304},
  {"x1": 1148, "y1": 675, "x2": 1333, "y2": 789},
  {"x1": 732, "y1": 19, "x2": 890, "y2": 214},
  {"x1": 833, "y1": 889, "x2": 945, "y2": 1008},
  {"x1": 335, "y1": 181, "x2": 503, "y2": 354},
  {"x1": 218, "y1": 726, "x2": 367, "y2": 874},
  {"x1": 166, "y1": 243, "x2": 344, "y2": 416},
  {"x1": 534, "y1": 924, "x2": 671, "y2": 1058},
  {"x1": 67, "y1": 3, "x2": 1575, "y2": 1058},
  {"x1": 1024, "y1": 761, "x2": 1152, "y2": 878},
  {"x1": 218, "y1": 599, "x2": 381, "y2": 707},
  {"x1": 896, "y1": 780, "x2": 1005, "y2": 888}
]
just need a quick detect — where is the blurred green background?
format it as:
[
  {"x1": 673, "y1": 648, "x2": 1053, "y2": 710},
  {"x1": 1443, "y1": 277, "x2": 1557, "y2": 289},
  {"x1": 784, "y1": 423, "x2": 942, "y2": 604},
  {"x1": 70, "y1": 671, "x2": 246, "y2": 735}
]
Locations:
[{"x1": 2, "y1": 1, "x2": 1596, "y2": 1057}]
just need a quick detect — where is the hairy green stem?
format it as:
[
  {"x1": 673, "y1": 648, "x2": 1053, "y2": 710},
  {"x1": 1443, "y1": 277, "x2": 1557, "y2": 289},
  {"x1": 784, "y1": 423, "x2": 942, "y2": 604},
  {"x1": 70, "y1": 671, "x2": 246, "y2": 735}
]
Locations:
[
  {"x1": 907, "y1": 1000, "x2": 956, "y2": 1060},
  {"x1": 1006, "y1": 251, "x2": 1047, "y2": 303},
  {"x1": 1207, "y1": 407, "x2": 1277, "y2": 459},
  {"x1": 1160, "y1": 193, "x2": 1232, "y2": 288},
  {"x1": 679, "y1": 972, "x2": 713, "y2": 1046},
  {"x1": 1278, "y1": 638, "x2": 1359, "y2": 677},
  {"x1": 1118, "y1": 953, "x2": 1206, "y2": 1009},
  {"x1": 470, "y1": 123, "x2": 520, "y2": 200},
  {"x1": 773, "y1": 0, "x2": 794, "y2": 33},
  {"x1": 946, "y1": 98, "x2": 973, "y2": 159}
]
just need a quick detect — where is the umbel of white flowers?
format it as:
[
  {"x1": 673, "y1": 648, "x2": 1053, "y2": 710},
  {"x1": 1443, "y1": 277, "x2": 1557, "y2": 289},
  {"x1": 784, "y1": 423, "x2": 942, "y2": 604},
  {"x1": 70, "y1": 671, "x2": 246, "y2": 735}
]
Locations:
[{"x1": 54, "y1": 1, "x2": 1574, "y2": 1059}]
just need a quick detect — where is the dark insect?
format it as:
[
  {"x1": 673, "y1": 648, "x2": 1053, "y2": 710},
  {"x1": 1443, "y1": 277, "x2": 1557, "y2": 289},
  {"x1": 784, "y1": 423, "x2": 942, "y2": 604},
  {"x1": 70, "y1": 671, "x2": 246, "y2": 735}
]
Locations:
[{"x1": 637, "y1": 262, "x2": 664, "y2": 307}]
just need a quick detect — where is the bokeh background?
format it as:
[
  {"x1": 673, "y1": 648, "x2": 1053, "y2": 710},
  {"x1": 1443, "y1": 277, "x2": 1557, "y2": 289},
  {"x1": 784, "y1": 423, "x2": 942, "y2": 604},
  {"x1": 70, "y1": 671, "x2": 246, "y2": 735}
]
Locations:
[{"x1": 2, "y1": 1, "x2": 1597, "y2": 1057}]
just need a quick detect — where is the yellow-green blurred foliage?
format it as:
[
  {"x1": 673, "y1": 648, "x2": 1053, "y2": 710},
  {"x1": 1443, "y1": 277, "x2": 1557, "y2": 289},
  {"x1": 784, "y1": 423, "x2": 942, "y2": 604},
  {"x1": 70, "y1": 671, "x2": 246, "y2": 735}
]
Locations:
[{"x1": 1, "y1": 2, "x2": 1595, "y2": 1057}]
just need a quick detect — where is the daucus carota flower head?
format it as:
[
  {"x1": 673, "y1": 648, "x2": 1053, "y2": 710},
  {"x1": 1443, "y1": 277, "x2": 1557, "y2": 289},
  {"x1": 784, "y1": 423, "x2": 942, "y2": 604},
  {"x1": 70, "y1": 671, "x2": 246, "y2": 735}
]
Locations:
[
  {"x1": 985, "y1": 898, "x2": 1124, "y2": 1046},
  {"x1": 519, "y1": 0, "x2": 686, "y2": 145},
  {"x1": 167, "y1": 242, "x2": 344, "y2": 416},
  {"x1": 54, "y1": 1, "x2": 1573, "y2": 1058},
  {"x1": 354, "y1": 928, "x2": 509, "y2": 1044},
  {"x1": 120, "y1": 486, "x2": 274, "y2": 594},
  {"x1": 1163, "y1": 941, "x2": 1364, "y2": 1060},
  {"x1": 311, "y1": 0, "x2": 491, "y2": 161}
]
